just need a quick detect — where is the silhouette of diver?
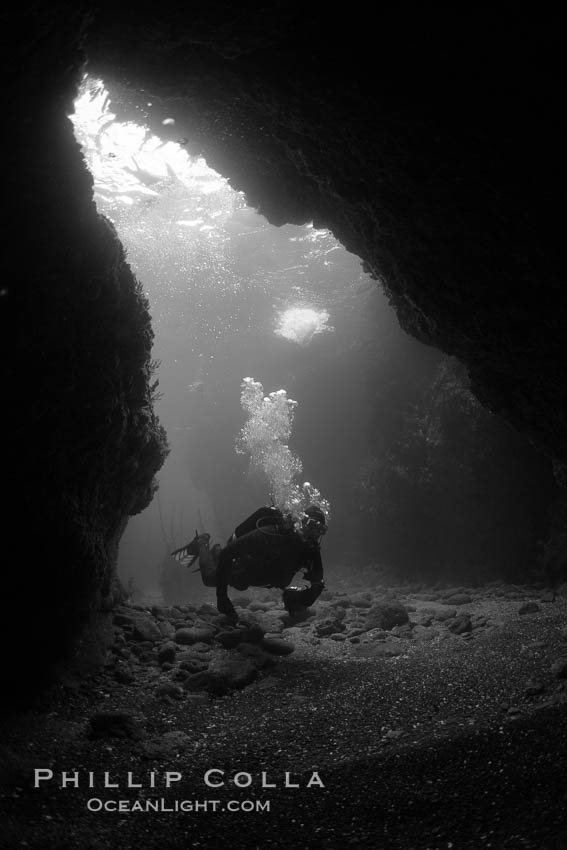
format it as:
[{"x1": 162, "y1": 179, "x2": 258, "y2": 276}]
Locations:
[
  {"x1": 173, "y1": 505, "x2": 327, "y2": 619},
  {"x1": 216, "y1": 504, "x2": 327, "y2": 619}
]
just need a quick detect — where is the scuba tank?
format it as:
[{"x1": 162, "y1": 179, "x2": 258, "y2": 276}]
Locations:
[{"x1": 232, "y1": 505, "x2": 284, "y2": 539}]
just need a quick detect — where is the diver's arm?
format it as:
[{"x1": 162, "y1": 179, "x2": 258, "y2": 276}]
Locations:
[{"x1": 305, "y1": 546, "x2": 324, "y2": 584}]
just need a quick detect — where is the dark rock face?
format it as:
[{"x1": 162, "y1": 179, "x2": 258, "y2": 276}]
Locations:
[
  {"x1": 5, "y1": 4, "x2": 565, "y2": 698},
  {"x1": 83, "y1": 4, "x2": 565, "y2": 462},
  {"x1": 4, "y1": 5, "x2": 168, "y2": 698}
]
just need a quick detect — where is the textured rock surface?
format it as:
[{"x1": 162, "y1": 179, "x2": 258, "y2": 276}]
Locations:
[{"x1": 83, "y1": 4, "x2": 565, "y2": 464}]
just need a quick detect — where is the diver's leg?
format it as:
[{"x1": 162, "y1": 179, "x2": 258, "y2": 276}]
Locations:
[{"x1": 215, "y1": 552, "x2": 236, "y2": 618}]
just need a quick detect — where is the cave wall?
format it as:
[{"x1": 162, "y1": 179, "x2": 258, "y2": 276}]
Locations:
[
  {"x1": 5, "y1": 3, "x2": 565, "y2": 696},
  {"x1": 4, "y1": 4, "x2": 168, "y2": 699}
]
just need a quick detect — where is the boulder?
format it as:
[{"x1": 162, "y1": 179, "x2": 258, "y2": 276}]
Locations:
[
  {"x1": 183, "y1": 654, "x2": 259, "y2": 695},
  {"x1": 351, "y1": 594, "x2": 373, "y2": 609},
  {"x1": 157, "y1": 642, "x2": 177, "y2": 664},
  {"x1": 412, "y1": 625, "x2": 438, "y2": 641},
  {"x1": 434, "y1": 608, "x2": 457, "y2": 622},
  {"x1": 237, "y1": 642, "x2": 275, "y2": 669},
  {"x1": 447, "y1": 614, "x2": 472, "y2": 635},
  {"x1": 215, "y1": 630, "x2": 244, "y2": 649},
  {"x1": 155, "y1": 682, "x2": 184, "y2": 701},
  {"x1": 519, "y1": 602, "x2": 540, "y2": 615},
  {"x1": 113, "y1": 666, "x2": 136, "y2": 684},
  {"x1": 179, "y1": 658, "x2": 209, "y2": 674},
  {"x1": 238, "y1": 624, "x2": 265, "y2": 643},
  {"x1": 132, "y1": 618, "x2": 162, "y2": 643},
  {"x1": 443, "y1": 594, "x2": 472, "y2": 606},
  {"x1": 314, "y1": 618, "x2": 346, "y2": 637},
  {"x1": 183, "y1": 671, "x2": 227, "y2": 696},
  {"x1": 175, "y1": 626, "x2": 216, "y2": 645},
  {"x1": 158, "y1": 621, "x2": 176, "y2": 639},
  {"x1": 261, "y1": 636, "x2": 295, "y2": 655},
  {"x1": 365, "y1": 600, "x2": 409, "y2": 631}
]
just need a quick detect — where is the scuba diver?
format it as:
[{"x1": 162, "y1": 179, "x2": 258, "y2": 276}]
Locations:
[
  {"x1": 216, "y1": 504, "x2": 327, "y2": 619},
  {"x1": 172, "y1": 504, "x2": 327, "y2": 619}
]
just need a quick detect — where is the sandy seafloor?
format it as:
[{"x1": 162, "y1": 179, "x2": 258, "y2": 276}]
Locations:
[{"x1": 1, "y1": 573, "x2": 566, "y2": 850}]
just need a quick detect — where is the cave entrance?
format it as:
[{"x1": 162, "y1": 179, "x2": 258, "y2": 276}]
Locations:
[{"x1": 71, "y1": 75, "x2": 404, "y2": 602}]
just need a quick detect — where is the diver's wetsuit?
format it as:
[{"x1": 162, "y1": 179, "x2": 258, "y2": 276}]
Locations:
[{"x1": 215, "y1": 507, "x2": 324, "y2": 617}]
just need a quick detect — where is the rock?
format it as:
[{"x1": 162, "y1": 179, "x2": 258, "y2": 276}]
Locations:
[
  {"x1": 330, "y1": 633, "x2": 347, "y2": 641},
  {"x1": 434, "y1": 608, "x2": 457, "y2": 622},
  {"x1": 519, "y1": 602, "x2": 540, "y2": 615},
  {"x1": 412, "y1": 625, "x2": 438, "y2": 641},
  {"x1": 209, "y1": 654, "x2": 260, "y2": 689},
  {"x1": 182, "y1": 656, "x2": 259, "y2": 695},
  {"x1": 151, "y1": 606, "x2": 176, "y2": 620},
  {"x1": 249, "y1": 601, "x2": 276, "y2": 612},
  {"x1": 237, "y1": 642, "x2": 275, "y2": 669},
  {"x1": 157, "y1": 642, "x2": 177, "y2": 664},
  {"x1": 215, "y1": 630, "x2": 244, "y2": 649},
  {"x1": 314, "y1": 619, "x2": 345, "y2": 637},
  {"x1": 232, "y1": 595, "x2": 252, "y2": 607},
  {"x1": 132, "y1": 618, "x2": 163, "y2": 643},
  {"x1": 556, "y1": 583, "x2": 567, "y2": 599},
  {"x1": 177, "y1": 648, "x2": 210, "y2": 663},
  {"x1": 334, "y1": 596, "x2": 352, "y2": 608},
  {"x1": 560, "y1": 627, "x2": 567, "y2": 641},
  {"x1": 524, "y1": 680, "x2": 545, "y2": 696},
  {"x1": 391, "y1": 623, "x2": 412, "y2": 637},
  {"x1": 173, "y1": 668, "x2": 191, "y2": 681},
  {"x1": 351, "y1": 594, "x2": 373, "y2": 608},
  {"x1": 87, "y1": 712, "x2": 143, "y2": 741},
  {"x1": 238, "y1": 624, "x2": 265, "y2": 643},
  {"x1": 190, "y1": 642, "x2": 213, "y2": 653},
  {"x1": 365, "y1": 600, "x2": 409, "y2": 631},
  {"x1": 113, "y1": 613, "x2": 136, "y2": 627},
  {"x1": 447, "y1": 614, "x2": 472, "y2": 635},
  {"x1": 155, "y1": 682, "x2": 184, "y2": 700},
  {"x1": 158, "y1": 621, "x2": 176, "y2": 639},
  {"x1": 197, "y1": 604, "x2": 218, "y2": 616},
  {"x1": 179, "y1": 658, "x2": 209, "y2": 674},
  {"x1": 261, "y1": 636, "x2": 295, "y2": 655},
  {"x1": 175, "y1": 626, "x2": 216, "y2": 645},
  {"x1": 113, "y1": 666, "x2": 136, "y2": 684},
  {"x1": 244, "y1": 610, "x2": 285, "y2": 634},
  {"x1": 413, "y1": 613, "x2": 434, "y2": 627},
  {"x1": 443, "y1": 594, "x2": 472, "y2": 606},
  {"x1": 550, "y1": 658, "x2": 567, "y2": 679}
]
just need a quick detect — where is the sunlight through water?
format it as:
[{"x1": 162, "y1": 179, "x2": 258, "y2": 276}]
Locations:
[{"x1": 70, "y1": 75, "x2": 373, "y2": 583}]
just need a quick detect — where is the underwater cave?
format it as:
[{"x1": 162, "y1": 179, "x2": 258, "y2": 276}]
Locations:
[{"x1": 3, "y1": 5, "x2": 567, "y2": 849}]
